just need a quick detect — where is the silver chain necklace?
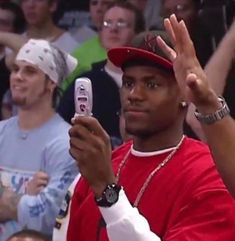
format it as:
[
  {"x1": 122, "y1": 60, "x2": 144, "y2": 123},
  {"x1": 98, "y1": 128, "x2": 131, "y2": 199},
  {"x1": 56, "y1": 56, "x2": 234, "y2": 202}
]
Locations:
[{"x1": 116, "y1": 135, "x2": 185, "y2": 207}]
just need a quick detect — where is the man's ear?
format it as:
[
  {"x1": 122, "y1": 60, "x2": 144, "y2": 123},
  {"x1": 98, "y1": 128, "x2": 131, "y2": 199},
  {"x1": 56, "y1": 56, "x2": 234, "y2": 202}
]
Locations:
[{"x1": 47, "y1": 78, "x2": 56, "y2": 93}]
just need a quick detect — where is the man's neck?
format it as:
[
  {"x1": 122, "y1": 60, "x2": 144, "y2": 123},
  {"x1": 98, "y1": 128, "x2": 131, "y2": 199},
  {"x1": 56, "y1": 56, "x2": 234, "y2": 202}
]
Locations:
[
  {"x1": 132, "y1": 125, "x2": 184, "y2": 152},
  {"x1": 26, "y1": 21, "x2": 63, "y2": 42},
  {"x1": 18, "y1": 105, "x2": 55, "y2": 130}
]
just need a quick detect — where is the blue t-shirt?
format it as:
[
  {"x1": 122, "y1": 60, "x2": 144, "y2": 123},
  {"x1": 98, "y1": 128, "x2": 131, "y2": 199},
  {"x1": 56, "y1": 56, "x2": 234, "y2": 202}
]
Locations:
[{"x1": 0, "y1": 114, "x2": 78, "y2": 240}]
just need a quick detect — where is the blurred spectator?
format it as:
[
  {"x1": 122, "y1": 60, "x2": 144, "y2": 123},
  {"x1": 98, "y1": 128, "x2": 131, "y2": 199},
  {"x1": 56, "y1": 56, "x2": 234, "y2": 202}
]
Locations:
[
  {"x1": 1, "y1": 0, "x2": 79, "y2": 119},
  {"x1": 20, "y1": 0, "x2": 78, "y2": 53},
  {"x1": 7, "y1": 229, "x2": 51, "y2": 241},
  {"x1": 72, "y1": 0, "x2": 115, "y2": 44},
  {"x1": 0, "y1": 1, "x2": 25, "y2": 120},
  {"x1": 55, "y1": 1, "x2": 89, "y2": 32},
  {"x1": 0, "y1": 39, "x2": 78, "y2": 240},
  {"x1": 129, "y1": 0, "x2": 162, "y2": 29},
  {"x1": 61, "y1": 0, "x2": 117, "y2": 90},
  {"x1": 61, "y1": 34, "x2": 106, "y2": 90},
  {"x1": 57, "y1": 1, "x2": 145, "y2": 145},
  {"x1": 160, "y1": 0, "x2": 213, "y2": 67}
]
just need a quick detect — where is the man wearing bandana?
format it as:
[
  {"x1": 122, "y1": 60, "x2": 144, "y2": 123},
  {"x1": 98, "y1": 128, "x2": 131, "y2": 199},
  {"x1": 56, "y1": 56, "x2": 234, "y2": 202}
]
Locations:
[{"x1": 0, "y1": 39, "x2": 79, "y2": 240}]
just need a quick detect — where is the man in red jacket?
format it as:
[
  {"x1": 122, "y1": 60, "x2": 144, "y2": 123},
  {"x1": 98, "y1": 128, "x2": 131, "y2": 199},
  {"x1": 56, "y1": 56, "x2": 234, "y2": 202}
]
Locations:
[{"x1": 67, "y1": 14, "x2": 235, "y2": 241}]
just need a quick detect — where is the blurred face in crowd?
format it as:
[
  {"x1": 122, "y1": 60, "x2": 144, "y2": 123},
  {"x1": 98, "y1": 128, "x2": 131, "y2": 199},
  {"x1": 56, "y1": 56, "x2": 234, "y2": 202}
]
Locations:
[
  {"x1": 9, "y1": 238, "x2": 45, "y2": 241},
  {"x1": 0, "y1": 8, "x2": 15, "y2": 32},
  {"x1": 100, "y1": 6, "x2": 136, "y2": 50},
  {"x1": 89, "y1": 0, "x2": 114, "y2": 29},
  {"x1": 10, "y1": 60, "x2": 55, "y2": 109},
  {"x1": 21, "y1": 0, "x2": 56, "y2": 27},
  {"x1": 162, "y1": 0, "x2": 197, "y2": 32}
]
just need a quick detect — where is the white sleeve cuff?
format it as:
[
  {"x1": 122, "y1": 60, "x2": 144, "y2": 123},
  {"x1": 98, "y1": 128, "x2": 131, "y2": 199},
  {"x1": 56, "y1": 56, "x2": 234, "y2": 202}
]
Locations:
[
  {"x1": 99, "y1": 189, "x2": 133, "y2": 225},
  {"x1": 99, "y1": 189, "x2": 161, "y2": 241}
]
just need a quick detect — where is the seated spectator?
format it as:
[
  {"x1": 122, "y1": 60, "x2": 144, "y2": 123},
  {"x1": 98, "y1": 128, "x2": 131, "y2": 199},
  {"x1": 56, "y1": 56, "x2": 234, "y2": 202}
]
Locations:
[
  {"x1": 0, "y1": 39, "x2": 78, "y2": 240},
  {"x1": 58, "y1": 1, "x2": 145, "y2": 144},
  {"x1": 61, "y1": 0, "x2": 117, "y2": 90},
  {"x1": 7, "y1": 229, "x2": 50, "y2": 241},
  {"x1": 61, "y1": 34, "x2": 106, "y2": 90},
  {"x1": 0, "y1": 31, "x2": 26, "y2": 120},
  {"x1": 0, "y1": 1, "x2": 25, "y2": 120},
  {"x1": 0, "y1": 0, "x2": 79, "y2": 119},
  {"x1": 20, "y1": 0, "x2": 78, "y2": 53},
  {"x1": 72, "y1": 0, "x2": 115, "y2": 44},
  {"x1": 129, "y1": 0, "x2": 162, "y2": 30},
  {"x1": 55, "y1": 1, "x2": 89, "y2": 32}
]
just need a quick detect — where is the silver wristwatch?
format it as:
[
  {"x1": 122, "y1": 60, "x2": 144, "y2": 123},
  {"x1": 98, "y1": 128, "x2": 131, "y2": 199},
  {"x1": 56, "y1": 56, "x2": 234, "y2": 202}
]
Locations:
[{"x1": 194, "y1": 97, "x2": 230, "y2": 124}]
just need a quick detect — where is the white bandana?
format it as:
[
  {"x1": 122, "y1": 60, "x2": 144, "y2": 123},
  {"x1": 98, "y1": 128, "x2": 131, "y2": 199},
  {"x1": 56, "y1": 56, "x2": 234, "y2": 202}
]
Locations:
[{"x1": 16, "y1": 39, "x2": 78, "y2": 85}]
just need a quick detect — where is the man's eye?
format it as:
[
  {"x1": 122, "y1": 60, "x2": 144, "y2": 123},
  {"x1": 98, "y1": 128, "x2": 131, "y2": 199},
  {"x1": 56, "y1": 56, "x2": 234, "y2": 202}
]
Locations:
[
  {"x1": 26, "y1": 68, "x2": 37, "y2": 74},
  {"x1": 12, "y1": 66, "x2": 19, "y2": 72},
  {"x1": 122, "y1": 80, "x2": 134, "y2": 88},
  {"x1": 146, "y1": 81, "x2": 159, "y2": 89}
]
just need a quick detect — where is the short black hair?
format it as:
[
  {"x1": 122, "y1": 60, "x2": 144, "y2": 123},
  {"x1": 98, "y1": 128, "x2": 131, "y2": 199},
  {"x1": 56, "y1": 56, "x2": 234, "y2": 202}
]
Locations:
[
  {"x1": 0, "y1": 1, "x2": 25, "y2": 33},
  {"x1": 6, "y1": 229, "x2": 51, "y2": 241}
]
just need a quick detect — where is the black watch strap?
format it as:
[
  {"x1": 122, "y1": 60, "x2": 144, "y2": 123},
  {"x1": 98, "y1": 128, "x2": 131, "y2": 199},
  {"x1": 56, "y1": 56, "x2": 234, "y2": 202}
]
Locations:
[{"x1": 95, "y1": 183, "x2": 121, "y2": 207}]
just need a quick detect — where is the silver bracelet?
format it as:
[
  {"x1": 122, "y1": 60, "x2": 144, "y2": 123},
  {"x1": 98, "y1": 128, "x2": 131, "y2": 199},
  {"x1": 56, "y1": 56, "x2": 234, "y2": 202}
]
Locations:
[{"x1": 194, "y1": 96, "x2": 230, "y2": 125}]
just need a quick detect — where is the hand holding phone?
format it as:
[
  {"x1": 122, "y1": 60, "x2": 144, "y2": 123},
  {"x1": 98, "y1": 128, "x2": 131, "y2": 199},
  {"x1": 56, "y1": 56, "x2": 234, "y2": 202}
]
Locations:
[{"x1": 74, "y1": 77, "x2": 93, "y2": 117}]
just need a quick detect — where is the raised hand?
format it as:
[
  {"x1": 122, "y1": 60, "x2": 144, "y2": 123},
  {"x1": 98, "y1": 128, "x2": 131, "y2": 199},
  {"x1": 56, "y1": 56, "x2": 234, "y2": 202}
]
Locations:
[{"x1": 157, "y1": 14, "x2": 219, "y2": 111}]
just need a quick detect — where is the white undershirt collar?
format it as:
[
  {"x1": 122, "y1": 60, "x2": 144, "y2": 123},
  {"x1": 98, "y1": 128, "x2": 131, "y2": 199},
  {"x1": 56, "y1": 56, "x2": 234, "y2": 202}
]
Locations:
[{"x1": 130, "y1": 144, "x2": 177, "y2": 157}]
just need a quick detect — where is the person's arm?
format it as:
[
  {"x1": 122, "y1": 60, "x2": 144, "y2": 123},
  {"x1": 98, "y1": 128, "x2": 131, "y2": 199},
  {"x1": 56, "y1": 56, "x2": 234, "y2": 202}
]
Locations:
[
  {"x1": 0, "y1": 32, "x2": 26, "y2": 53},
  {"x1": 157, "y1": 14, "x2": 235, "y2": 197},
  {"x1": 100, "y1": 189, "x2": 161, "y2": 241},
  {"x1": 69, "y1": 116, "x2": 162, "y2": 241},
  {"x1": 0, "y1": 32, "x2": 26, "y2": 71},
  {"x1": 196, "y1": 99, "x2": 235, "y2": 197},
  {"x1": 101, "y1": 187, "x2": 235, "y2": 241},
  {"x1": 204, "y1": 19, "x2": 235, "y2": 95},
  {"x1": 186, "y1": 19, "x2": 235, "y2": 141},
  {"x1": 1, "y1": 138, "x2": 78, "y2": 234}
]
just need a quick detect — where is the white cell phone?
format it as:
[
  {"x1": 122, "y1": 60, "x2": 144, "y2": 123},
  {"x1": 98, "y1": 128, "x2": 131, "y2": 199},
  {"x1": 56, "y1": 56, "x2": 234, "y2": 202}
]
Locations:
[{"x1": 74, "y1": 77, "x2": 93, "y2": 117}]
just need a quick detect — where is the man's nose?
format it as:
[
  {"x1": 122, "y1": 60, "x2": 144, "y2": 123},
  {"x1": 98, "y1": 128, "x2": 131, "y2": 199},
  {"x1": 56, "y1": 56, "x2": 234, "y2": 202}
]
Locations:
[{"x1": 128, "y1": 85, "x2": 145, "y2": 101}]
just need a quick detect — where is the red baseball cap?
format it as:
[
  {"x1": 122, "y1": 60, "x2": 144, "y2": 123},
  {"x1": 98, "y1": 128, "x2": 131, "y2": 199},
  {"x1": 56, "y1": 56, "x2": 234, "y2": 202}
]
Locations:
[{"x1": 108, "y1": 30, "x2": 173, "y2": 71}]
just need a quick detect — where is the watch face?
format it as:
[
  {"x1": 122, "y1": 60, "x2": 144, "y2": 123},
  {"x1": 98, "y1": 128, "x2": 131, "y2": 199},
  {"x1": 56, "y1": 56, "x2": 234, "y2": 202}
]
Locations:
[
  {"x1": 105, "y1": 188, "x2": 118, "y2": 204},
  {"x1": 96, "y1": 184, "x2": 121, "y2": 207}
]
